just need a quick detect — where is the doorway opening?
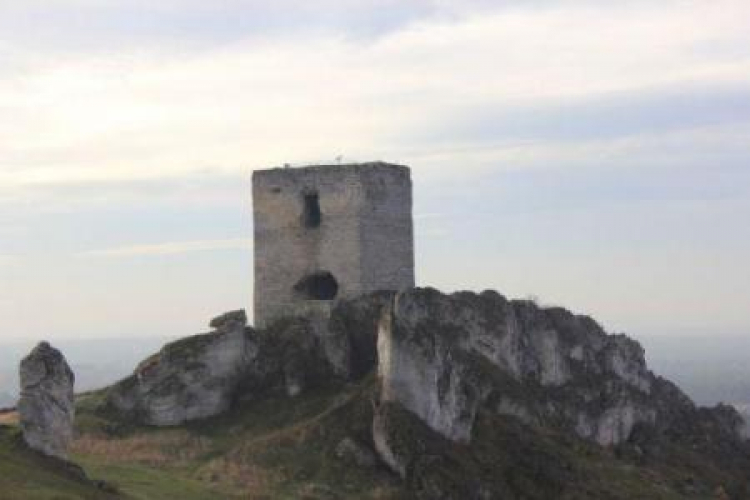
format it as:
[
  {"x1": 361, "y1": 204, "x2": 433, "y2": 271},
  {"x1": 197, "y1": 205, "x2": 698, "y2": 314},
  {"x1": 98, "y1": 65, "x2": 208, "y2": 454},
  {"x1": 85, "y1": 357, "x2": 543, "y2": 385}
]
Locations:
[{"x1": 293, "y1": 271, "x2": 338, "y2": 300}]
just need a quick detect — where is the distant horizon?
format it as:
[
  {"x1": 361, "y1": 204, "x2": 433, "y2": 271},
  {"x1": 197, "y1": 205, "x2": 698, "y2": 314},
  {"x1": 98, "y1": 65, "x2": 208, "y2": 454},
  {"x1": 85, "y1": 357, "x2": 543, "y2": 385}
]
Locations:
[
  {"x1": 2, "y1": 330, "x2": 750, "y2": 409},
  {"x1": 0, "y1": 310, "x2": 748, "y2": 344},
  {"x1": 0, "y1": 285, "x2": 748, "y2": 343}
]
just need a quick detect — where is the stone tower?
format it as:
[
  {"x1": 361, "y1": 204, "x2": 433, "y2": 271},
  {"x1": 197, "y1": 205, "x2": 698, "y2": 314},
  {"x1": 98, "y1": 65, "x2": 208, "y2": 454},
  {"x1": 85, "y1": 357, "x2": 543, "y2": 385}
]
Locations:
[{"x1": 252, "y1": 162, "x2": 414, "y2": 328}]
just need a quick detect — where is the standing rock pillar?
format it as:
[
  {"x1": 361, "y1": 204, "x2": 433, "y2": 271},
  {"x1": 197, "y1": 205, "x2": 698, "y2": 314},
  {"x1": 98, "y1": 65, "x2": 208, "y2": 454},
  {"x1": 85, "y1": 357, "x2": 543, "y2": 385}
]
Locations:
[{"x1": 18, "y1": 341, "x2": 75, "y2": 459}]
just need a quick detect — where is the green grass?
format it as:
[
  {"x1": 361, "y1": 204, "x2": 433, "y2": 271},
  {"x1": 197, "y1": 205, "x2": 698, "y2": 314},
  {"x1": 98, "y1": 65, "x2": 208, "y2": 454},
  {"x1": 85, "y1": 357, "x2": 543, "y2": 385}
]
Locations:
[
  {"x1": 0, "y1": 425, "x2": 118, "y2": 500},
  {"x1": 72, "y1": 459, "x2": 235, "y2": 500},
  {"x1": 68, "y1": 378, "x2": 403, "y2": 499},
  {"x1": 2, "y1": 376, "x2": 740, "y2": 499}
]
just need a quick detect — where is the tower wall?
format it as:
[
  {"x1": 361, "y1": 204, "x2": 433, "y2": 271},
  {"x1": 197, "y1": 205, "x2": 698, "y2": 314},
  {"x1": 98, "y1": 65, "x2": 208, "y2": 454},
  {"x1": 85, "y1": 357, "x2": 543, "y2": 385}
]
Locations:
[{"x1": 252, "y1": 162, "x2": 414, "y2": 328}]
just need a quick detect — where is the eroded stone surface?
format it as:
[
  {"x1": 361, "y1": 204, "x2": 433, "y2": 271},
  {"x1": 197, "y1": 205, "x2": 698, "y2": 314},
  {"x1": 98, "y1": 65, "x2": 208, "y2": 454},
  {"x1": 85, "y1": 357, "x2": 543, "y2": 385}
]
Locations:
[
  {"x1": 105, "y1": 297, "x2": 388, "y2": 425},
  {"x1": 739, "y1": 406, "x2": 750, "y2": 439},
  {"x1": 377, "y1": 288, "x2": 691, "y2": 446},
  {"x1": 378, "y1": 301, "x2": 489, "y2": 442},
  {"x1": 209, "y1": 309, "x2": 247, "y2": 333},
  {"x1": 18, "y1": 342, "x2": 75, "y2": 459},
  {"x1": 108, "y1": 314, "x2": 258, "y2": 426},
  {"x1": 106, "y1": 286, "x2": 749, "y2": 474}
]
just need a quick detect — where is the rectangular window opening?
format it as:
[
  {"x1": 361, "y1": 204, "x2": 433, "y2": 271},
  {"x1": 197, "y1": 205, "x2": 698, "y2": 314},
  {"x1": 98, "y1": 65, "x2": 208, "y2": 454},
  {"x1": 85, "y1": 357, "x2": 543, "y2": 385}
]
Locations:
[{"x1": 303, "y1": 193, "x2": 321, "y2": 228}]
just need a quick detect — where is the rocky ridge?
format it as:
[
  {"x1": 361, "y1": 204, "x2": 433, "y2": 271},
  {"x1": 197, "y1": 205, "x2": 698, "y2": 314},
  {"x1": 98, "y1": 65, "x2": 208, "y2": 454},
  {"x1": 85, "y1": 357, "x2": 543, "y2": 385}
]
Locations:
[
  {"x1": 378, "y1": 289, "x2": 658, "y2": 446},
  {"x1": 106, "y1": 292, "x2": 390, "y2": 425},
  {"x1": 99, "y1": 287, "x2": 750, "y2": 498}
]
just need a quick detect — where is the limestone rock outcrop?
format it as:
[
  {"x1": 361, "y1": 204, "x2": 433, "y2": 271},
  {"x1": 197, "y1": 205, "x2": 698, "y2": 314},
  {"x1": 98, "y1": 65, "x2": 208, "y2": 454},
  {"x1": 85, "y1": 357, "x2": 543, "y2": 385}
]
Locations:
[
  {"x1": 106, "y1": 293, "x2": 392, "y2": 426},
  {"x1": 320, "y1": 291, "x2": 393, "y2": 380},
  {"x1": 18, "y1": 341, "x2": 75, "y2": 459},
  {"x1": 740, "y1": 406, "x2": 750, "y2": 439},
  {"x1": 376, "y1": 288, "x2": 741, "y2": 448},
  {"x1": 95, "y1": 287, "x2": 750, "y2": 497},
  {"x1": 104, "y1": 286, "x2": 748, "y2": 478},
  {"x1": 209, "y1": 309, "x2": 248, "y2": 333},
  {"x1": 103, "y1": 301, "x2": 361, "y2": 424},
  {"x1": 108, "y1": 310, "x2": 258, "y2": 426}
]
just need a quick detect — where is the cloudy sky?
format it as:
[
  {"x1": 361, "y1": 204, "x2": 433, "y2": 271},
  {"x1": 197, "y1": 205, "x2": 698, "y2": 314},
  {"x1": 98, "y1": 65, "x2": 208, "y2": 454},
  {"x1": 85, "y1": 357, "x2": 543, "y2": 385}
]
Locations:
[{"x1": 1, "y1": 0, "x2": 749, "y2": 342}]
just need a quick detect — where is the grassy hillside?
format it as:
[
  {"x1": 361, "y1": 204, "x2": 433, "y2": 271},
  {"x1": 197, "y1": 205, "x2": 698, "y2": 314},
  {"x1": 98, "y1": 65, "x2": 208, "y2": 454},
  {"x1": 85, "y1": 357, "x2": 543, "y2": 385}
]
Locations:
[
  {"x1": 1, "y1": 376, "x2": 740, "y2": 499},
  {"x1": 70, "y1": 378, "x2": 403, "y2": 499},
  {"x1": 0, "y1": 424, "x2": 118, "y2": 500}
]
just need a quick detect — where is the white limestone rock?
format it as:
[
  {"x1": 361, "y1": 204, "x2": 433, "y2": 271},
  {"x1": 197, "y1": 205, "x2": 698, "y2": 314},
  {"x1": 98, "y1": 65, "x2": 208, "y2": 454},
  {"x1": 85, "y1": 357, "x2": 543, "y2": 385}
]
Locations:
[
  {"x1": 594, "y1": 404, "x2": 657, "y2": 446},
  {"x1": 378, "y1": 294, "x2": 489, "y2": 442},
  {"x1": 603, "y1": 334, "x2": 652, "y2": 394},
  {"x1": 18, "y1": 341, "x2": 75, "y2": 459},
  {"x1": 106, "y1": 299, "x2": 391, "y2": 426},
  {"x1": 108, "y1": 311, "x2": 258, "y2": 426},
  {"x1": 209, "y1": 309, "x2": 248, "y2": 333},
  {"x1": 377, "y1": 288, "x2": 662, "y2": 446}
]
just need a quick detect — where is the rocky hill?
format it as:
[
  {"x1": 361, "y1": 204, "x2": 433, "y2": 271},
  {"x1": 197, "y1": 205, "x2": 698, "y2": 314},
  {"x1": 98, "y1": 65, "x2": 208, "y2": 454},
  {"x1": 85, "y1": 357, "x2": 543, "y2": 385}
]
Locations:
[{"x1": 3, "y1": 287, "x2": 749, "y2": 499}]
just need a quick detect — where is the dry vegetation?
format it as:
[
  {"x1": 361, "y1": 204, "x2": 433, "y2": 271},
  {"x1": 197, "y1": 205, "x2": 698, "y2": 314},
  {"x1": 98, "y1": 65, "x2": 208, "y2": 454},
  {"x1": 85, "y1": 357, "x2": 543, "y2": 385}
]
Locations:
[
  {"x1": 196, "y1": 457, "x2": 276, "y2": 494},
  {"x1": 71, "y1": 431, "x2": 212, "y2": 467},
  {"x1": 0, "y1": 410, "x2": 18, "y2": 425},
  {"x1": 68, "y1": 380, "x2": 404, "y2": 499}
]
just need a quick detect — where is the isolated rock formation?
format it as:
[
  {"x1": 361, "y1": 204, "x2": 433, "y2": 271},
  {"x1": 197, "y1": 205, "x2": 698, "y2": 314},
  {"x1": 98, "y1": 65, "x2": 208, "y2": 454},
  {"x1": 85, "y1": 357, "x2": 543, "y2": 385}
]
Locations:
[
  {"x1": 108, "y1": 310, "x2": 257, "y2": 425},
  {"x1": 18, "y1": 341, "x2": 75, "y2": 459}
]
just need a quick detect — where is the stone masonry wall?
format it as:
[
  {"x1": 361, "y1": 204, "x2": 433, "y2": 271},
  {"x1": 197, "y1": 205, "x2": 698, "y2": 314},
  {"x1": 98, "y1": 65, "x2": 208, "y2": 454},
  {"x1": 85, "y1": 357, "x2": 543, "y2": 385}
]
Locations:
[{"x1": 252, "y1": 162, "x2": 414, "y2": 328}]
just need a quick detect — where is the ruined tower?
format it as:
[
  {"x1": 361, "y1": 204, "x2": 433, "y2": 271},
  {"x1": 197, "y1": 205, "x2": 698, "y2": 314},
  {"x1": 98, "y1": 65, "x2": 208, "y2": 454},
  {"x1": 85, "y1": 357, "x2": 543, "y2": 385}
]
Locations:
[{"x1": 252, "y1": 162, "x2": 414, "y2": 328}]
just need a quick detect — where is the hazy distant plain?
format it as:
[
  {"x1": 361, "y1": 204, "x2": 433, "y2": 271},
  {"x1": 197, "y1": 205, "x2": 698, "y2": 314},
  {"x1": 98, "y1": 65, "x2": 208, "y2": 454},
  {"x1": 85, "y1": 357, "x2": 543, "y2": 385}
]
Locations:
[{"x1": 2, "y1": 334, "x2": 748, "y2": 410}]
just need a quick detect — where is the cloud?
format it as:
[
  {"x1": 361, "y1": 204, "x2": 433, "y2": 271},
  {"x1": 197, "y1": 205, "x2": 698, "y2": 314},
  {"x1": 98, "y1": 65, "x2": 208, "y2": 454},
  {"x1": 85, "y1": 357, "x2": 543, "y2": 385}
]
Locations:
[
  {"x1": 0, "y1": 171, "x2": 250, "y2": 209},
  {"x1": 2, "y1": 1, "x2": 750, "y2": 341},
  {"x1": 410, "y1": 83, "x2": 750, "y2": 145},
  {"x1": 77, "y1": 238, "x2": 251, "y2": 257},
  {"x1": 0, "y1": 1, "x2": 454, "y2": 53},
  {"x1": 1, "y1": 0, "x2": 749, "y2": 202}
]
